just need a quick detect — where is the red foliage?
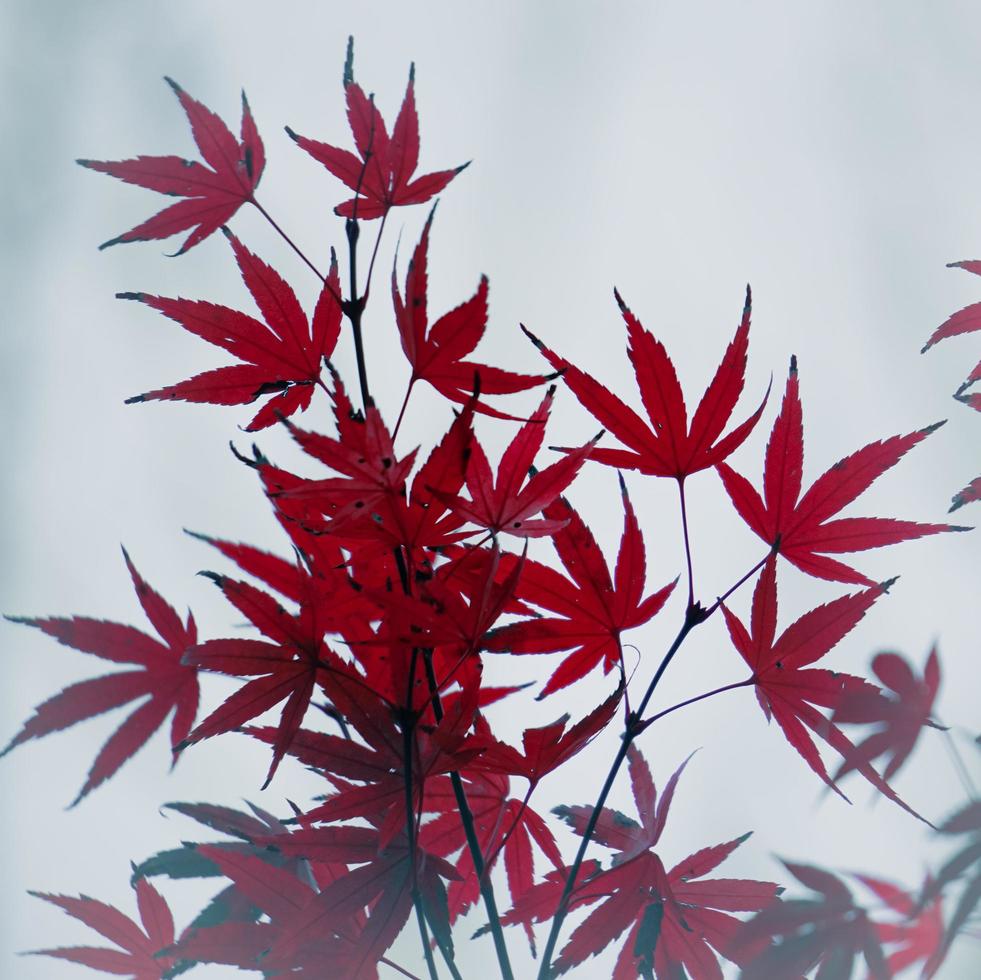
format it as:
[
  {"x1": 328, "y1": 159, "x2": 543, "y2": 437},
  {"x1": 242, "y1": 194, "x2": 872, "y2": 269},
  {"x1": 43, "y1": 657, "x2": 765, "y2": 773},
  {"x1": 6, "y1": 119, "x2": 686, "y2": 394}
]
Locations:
[{"x1": 9, "y1": 35, "x2": 976, "y2": 980}]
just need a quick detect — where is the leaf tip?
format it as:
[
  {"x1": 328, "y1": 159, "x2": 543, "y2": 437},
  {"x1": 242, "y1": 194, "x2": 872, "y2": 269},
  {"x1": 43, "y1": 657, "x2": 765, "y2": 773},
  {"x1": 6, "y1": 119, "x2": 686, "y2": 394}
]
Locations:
[
  {"x1": 284, "y1": 125, "x2": 299, "y2": 143},
  {"x1": 878, "y1": 575, "x2": 900, "y2": 594},
  {"x1": 789, "y1": 354, "x2": 798, "y2": 376},
  {"x1": 343, "y1": 36, "x2": 355, "y2": 87},
  {"x1": 920, "y1": 419, "x2": 947, "y2": 436},
  {"x1": 197, "y1": 570, "x2": 224, "y2": 587},
  {"x1": 163, "y1": 75, "x2": 183, "y2": 96},
  {"x1": 124, "y1": 393, "x2": 147, "y2": 404},
  {"x1": 115, "y1": 291, "x2": 145, "y2": 302},
  {"x1": 613, "y1": 287, "x2": 628, "y2": 313}
]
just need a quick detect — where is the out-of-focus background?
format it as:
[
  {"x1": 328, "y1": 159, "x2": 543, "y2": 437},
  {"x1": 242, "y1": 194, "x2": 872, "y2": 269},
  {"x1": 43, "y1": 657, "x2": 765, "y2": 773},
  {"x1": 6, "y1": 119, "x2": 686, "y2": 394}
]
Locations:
[{"x1": 1, "y1": 2, "x2": 979, "y2": 976}]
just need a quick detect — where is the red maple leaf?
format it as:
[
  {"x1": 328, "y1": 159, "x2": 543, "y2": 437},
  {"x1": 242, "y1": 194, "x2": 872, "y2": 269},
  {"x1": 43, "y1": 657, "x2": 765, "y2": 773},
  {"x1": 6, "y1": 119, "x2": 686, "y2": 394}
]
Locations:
[
  {"x1": 736, "y1": 861, "x2": 889, "y2": 979},
  {"x1": 28, "y1": 878, "x2": 182, "y2": 979},
  {"x1": 274, "y1": 391, "x2": 418, "y2": 537},
  {"x1": 181, "y1": 571, "x2": 361, "y2": 788},
  {"x1": 717, "y1": 358, "x2": 962, "y2": 585},
  {"x1": 177, "y1": 838, "x2": 453, "y2": 979},
  {"x1": 431, "y1": 388, "x2": 600, "y2": 537},
  {"x1": 484, "y1": 477, "x2": 676, "y2": 696},
  {"x1": 391, "y1": 210, "x2": 547, "y2": 419},
  {"x1": 832, "y1": 647, "x2": 944, "y2": 784},
  {"x1": 288, "y1": 40, "x2": 467, "y2": 220},
  {"x1": 721, "y1": 556, "x2": 923, "y2": 818},
  {"x1": 521, "y1": 286, "x2": 767, "y2": 480},
  {"x1": 473, "y1": 687, "x2": 622, "y2": 788},
  {"x1": 120, "y1": 232, "x2": 341, "y2": 429},
  {"x1": 504, "y1": 747, "x2": 780, "y2": 977},
  {"x1": 78, "y1": 78, "x2": 264, "y2": 254},
  {"x1": 858, "y1": 875, "x2": 947, "y2": 978},
  {"x1": 3, "y1": 549, "x2": 199, "y2": 805}
]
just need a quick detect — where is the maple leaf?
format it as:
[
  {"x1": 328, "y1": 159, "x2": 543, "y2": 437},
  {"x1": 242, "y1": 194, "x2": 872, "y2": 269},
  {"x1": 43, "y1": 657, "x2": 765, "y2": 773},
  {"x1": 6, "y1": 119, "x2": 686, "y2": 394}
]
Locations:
[
  {"x1": 474, "y1": 687, "x2": 622, "y2": 788},
  {"x1": 173, "y1": 840, "x2": 447, "y2": 979},
  {"x1": 721, "y1": 556, "x2": 924, "y2": 818},
  {"x1": 522, "y1": 285, "x2": 767, "y2": 480},
  {"x1": 484, "y1": 477, "x2": 676, "y2": 696},
  {"x1": 120, "y1": 232, "x2": 341, "y2": 429},
  {"x1": 273, "y1": 390, "x2": 419, "y2": 537},
  {"x1": 178, "y1": 572, "x2": 370, "y2": 788},
  {"x1": 431, "y1": 388, "x2": 600, "y2": 537},
  {"x1": 857, "y1": 875, "x2": 947, "y2": 978},
  {"x1": 832, "y1": 647, "x2": 944, "y2": 784},
  {"x1": 736, "y1": 861, "x2": 889, "y2": 979},
  {"x1": 3, "y1": 549, "x2": 199, "y2": 805},
  {"x1": 505, "y1": 747, "x2": 780, "y2": 977},
  {"x1": 78, "y1": 78, "x2": 264, "y2": 254},
  {"x1": 287, "y1": 38, "x2": 467, "y2": 219},
  {"x1": 391, "y1": 209, "x2": 547, "y2": 419},
  {"x1": 132, "y1": 800, "x2": 306, "y2": 936},
  {"x1": 919, "y1": 800, "x2": 981, "y2": 964},
  {"x1": 27, "y1": 878, "x2": 182, "y2": 979},
  {"x1": 181, "y1": 571, "x2": 366, "y2": 788},
  {"x1": 717, "y1": 358, "x2": 964, "y2": 585}
]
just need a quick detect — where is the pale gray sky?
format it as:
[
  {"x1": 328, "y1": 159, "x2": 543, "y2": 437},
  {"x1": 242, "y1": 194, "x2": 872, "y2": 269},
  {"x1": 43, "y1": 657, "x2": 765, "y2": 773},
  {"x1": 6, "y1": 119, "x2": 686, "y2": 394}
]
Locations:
[{"x1": 2, "y1": 2, "x2": 980, "y2": 977}]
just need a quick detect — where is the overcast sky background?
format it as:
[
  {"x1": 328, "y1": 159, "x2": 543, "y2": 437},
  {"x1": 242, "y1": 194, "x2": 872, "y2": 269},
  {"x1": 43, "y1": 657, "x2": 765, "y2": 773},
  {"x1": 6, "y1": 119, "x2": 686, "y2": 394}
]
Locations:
[{"x1": 2, "y1": 2, "x2": 980, "y2": 977}]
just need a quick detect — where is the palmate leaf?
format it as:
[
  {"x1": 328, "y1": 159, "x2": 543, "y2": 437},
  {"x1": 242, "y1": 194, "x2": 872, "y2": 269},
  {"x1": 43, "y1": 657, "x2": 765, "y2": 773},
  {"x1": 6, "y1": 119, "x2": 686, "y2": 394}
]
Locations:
[
  {"x1": 79, "y1": 78, "x2": 264, "y2": 254},
  {"x1": 717, "y1": 358, "x2": 965, "y2": 585},
  {"x1": 857, "y1": 875, "x2": 947, "y2": 978},
  {"x1": 391, "y1": 209, "x2": 547, "y2": 418},
  {"x1": 3, "y1": 549, "x2": 199, "y2": 805},
  {"x1": 180, "y1": 571, "x2": 364, "y2": 789},
  {"x1": 288, "y1": 38, "x2": 467, "y2": 219},
  {"x1": 431, "y1": 388, "x2": 601, "y2": 538},
  {"x1": 484, "y1": 477, "x2": 675, "y2": 696},
  {"x1": 832, "y1": 647, "x2": 944, "y2": 784},
  {"x1": 736, "y1": 861, "x2": 889, "y2": 979},
  {"x1": 721, "y1": 556, "x2": 925, "y2": 821},
  {"x1": 121, "y1": 232, "x2": 342, "y2": 429},
  {"x1": 27, "y1": 879, "x2": 182, "y2": 980},
  {"x1": 503, "y1": 747, "x2": 780, "y2": 977},
  {"x1": 522, "y1": 286, "x2": 767, "y2": 480}
]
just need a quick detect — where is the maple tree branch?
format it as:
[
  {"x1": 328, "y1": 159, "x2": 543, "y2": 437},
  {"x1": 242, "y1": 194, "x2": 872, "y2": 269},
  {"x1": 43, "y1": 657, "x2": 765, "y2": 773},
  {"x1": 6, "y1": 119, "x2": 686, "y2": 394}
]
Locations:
[
  {"x1": 417, "y1": 648, "x2": 515, "y2": 980},
  {"x1": 677, "y1": 477, "x2": 696, "y2": 611},
  {"x1": 381, "y1": 958, "x2": 425, "y2": 980},
  {"x1": 391, "y1": 545, "x2": 514, "y2": 980},
  {"x1": 536, "y1": 617, "x2": 698, "y2": 980},
  {"x1": 402, "y1": 649, "x2": 442, "y2": 980},
  {"x1": 634, "y1": 678, "x2": 754, "y2": 735},
  {"x1": 250, "y1": 197, "x2": 332, "y2": 287},
  {"x1": 703, "y1": 549, "x2": 774, "y2": 619},
  {"x1": 393, "y1": 380, "x2": 416, "y2": 442},
  {"x1": 363, "y1": 208, "x2": 389, "y2": 304},
  {"x1": 345, "y1": 216, "x2": 373, "y2": 410},
  {"x1": 482, "y1": 782, "x2": 534, "y2": 879}
]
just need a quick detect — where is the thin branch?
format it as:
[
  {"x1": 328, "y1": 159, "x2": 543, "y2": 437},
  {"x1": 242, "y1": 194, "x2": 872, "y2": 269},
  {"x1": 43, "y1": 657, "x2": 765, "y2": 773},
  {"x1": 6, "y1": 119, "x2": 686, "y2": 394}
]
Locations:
[
  {"x1": 536, "y1": 617, "x2": 697, "y2": 979},
  {"x1": 250, "y1": 197, "x2": 331, "y2": 287},
  {"x1": 402, "y1": 649, "x2": 441, "y2": 980},
  {"x1": 635, "y1": 678, "x2": 753, "y2": 735},
  {"x1": 677, "y1": 477, "x2": 696, "y2": 611},
  {"x1": 703, "y1": 549, "x2": 773, "y2": 619}
]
